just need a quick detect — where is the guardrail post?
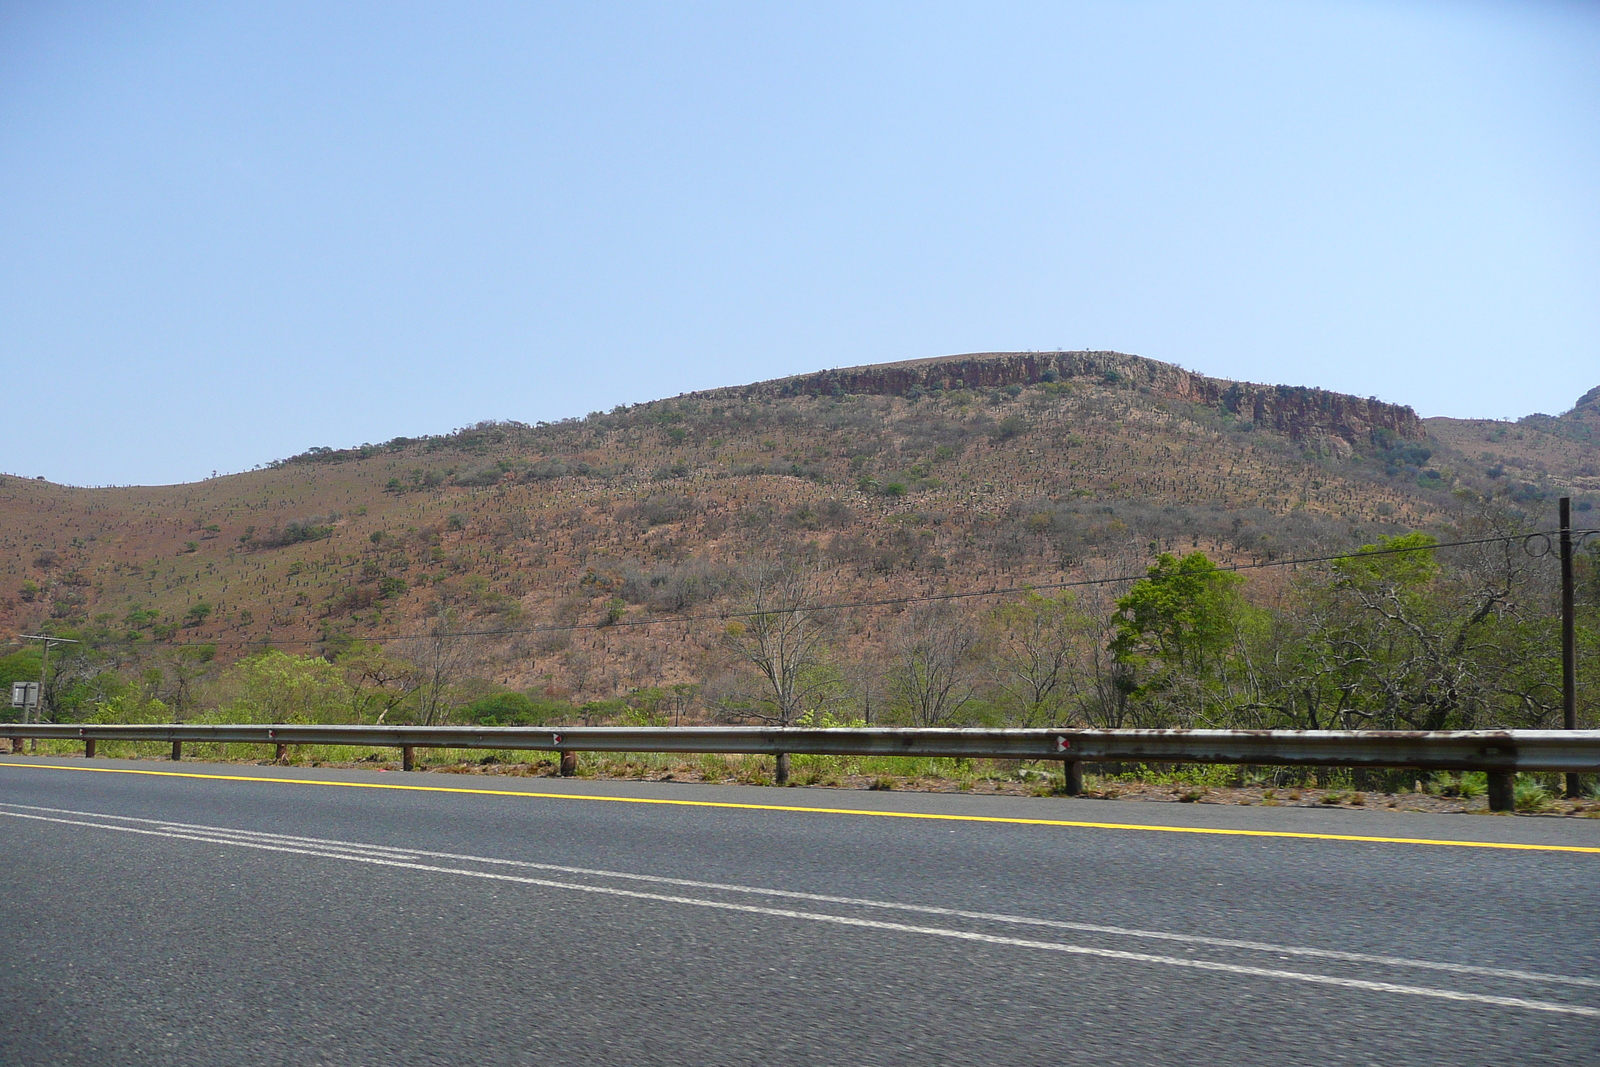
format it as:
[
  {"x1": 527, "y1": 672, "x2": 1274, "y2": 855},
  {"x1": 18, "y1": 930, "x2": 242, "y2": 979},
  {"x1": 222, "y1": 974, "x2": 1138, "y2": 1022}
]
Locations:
[
  {"x1": 402, "y1": 745, "x2": 415, "y2": 772},
  {"x1": 775, "y1": 752, "x2": 790, "y2": 786},
  {"x1": 1487, "y1": 772, "x2": 1514, "y2": 812},
  {"x1": 10, "y1": 736, "x2": 21, "y2": 754},
  {"x1": 275, "y1": 743, "x2": 289, "y2": 763},
  {"x1": 84, "y1": 738, "x2": 96, "y2": 759},
  {"x1": 1061, "y1": 760, "x2": 1083, "y2": 796},
  {"x1": 170, "y1": 740, "x2": 182, "y2": 761},
  {"x1": 559, "y1": 750, "x2": 577, "y2": 777}
]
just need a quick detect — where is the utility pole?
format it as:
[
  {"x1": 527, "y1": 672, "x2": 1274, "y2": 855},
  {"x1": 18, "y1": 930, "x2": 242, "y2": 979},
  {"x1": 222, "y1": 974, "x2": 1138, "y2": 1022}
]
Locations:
[
  {"x1": 18, "y1": 634, "x2": 79, "y2": 754},
  {"x1": 1559, "y1": 499, "x2": 1580, "y2": 798}
]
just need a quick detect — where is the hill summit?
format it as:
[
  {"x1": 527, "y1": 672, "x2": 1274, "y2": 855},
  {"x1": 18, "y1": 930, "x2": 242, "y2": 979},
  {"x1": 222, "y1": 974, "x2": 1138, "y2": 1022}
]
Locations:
[{"x1": 757, "y1": 350, "x2": 1423, "y2": 455}]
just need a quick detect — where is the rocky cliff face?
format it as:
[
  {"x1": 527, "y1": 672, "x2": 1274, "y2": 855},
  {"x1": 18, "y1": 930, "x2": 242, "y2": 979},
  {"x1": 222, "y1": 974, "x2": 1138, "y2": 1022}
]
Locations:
[{"x1": 749, "y1": 350, "x2": 1423, "y2": 450}]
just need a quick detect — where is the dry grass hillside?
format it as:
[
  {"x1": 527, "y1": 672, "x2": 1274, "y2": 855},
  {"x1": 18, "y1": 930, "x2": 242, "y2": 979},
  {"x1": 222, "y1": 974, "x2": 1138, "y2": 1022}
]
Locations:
[
  {"x1": 3, "y1": 350, "x2": 1595, "y2": 702},
  {"x1": 1427, "y1": 383, "x2": 1600, "y2": 503}
]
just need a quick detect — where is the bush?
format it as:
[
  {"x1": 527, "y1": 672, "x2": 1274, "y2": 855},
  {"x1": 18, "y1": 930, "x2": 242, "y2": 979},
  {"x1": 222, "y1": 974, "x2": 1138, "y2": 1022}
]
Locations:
[
  {"x1": 251, "y1": 518, "x2": 335, "y2": 548},
  {"x1": 89, "y1": 692, "x2": 172, "y2": 724},
  {"x1": 991, "y1": 415, "x2": 1029, "y2": 441},
  {"x1": 524, "y1": 457, "x2": 591, "y2": 481},
  {"x1": 459, "y1": 692, "x2": 572, "y2": 726},
  {"x1": 618, "y1": 494, "x2": 697, "y2": 527},
  {"x1": 453, "y1": 467, "x2": 504, "y2": 487},
  {"x1": 326, "y1": 586, "x2": 378, "y2": 616},
  {"x1": 218, "y1": 651, "x2": 346, "y2": 723}
]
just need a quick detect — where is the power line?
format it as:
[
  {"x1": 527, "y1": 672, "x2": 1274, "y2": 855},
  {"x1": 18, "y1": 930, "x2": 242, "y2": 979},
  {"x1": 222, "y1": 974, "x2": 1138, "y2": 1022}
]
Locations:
[
  {"x1": 365, "y1": 529, "x2": 1565, "y2": 640},
  {"x1": 48, "y1": 526, "x2": 1576, "y2": 652}
]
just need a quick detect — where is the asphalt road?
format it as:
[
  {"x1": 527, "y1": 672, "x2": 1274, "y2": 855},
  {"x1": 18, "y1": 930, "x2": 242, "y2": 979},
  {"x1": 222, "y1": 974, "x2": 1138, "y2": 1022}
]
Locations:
[{"x1": 1, "y1": 756, "x2": 1596, "y2": 1066}]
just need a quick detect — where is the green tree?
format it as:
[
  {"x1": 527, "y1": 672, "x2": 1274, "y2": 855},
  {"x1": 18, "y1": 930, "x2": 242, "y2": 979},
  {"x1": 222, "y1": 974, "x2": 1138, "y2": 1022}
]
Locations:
[
  {"x1": 1332, "y1": 532, "x2": 1440, "y2": 590},
  {"x1": 1111, "y1": 552, "x2": 1247, "y2": 679},
  {"x1": 334, "y1": 641, "x2": 421, "y2": 724},
  {"x1": 1314, "y1": 530, "x2": 1550, "y2": 730},
  {"x1": 1104, "y1": 551, "x2": 1257, "y2": 728}
]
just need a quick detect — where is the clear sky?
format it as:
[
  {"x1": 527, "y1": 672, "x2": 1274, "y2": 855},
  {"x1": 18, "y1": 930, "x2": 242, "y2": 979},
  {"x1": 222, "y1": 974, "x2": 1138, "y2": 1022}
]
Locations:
[{"x1": 2, "y1": 1, "x2": 1596, "y2": 487}]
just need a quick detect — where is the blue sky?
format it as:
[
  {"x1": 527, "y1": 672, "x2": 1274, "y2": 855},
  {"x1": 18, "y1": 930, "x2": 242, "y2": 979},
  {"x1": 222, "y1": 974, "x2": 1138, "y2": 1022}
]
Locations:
[{"x1": 1, "y1": 1, "x2": 1596, "y2": 486}]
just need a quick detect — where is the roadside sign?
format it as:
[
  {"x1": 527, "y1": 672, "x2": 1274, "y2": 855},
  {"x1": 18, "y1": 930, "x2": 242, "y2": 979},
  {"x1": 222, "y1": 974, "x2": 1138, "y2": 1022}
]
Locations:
[{"x1": 10, "y1": 682, "x2": 39, "y2": 709}]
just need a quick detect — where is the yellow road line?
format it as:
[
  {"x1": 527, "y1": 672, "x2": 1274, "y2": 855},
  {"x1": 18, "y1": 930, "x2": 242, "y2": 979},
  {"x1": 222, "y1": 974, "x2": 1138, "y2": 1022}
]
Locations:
[{"x1": 2, "y1": 760, "x2": 1596, "y2": 854}]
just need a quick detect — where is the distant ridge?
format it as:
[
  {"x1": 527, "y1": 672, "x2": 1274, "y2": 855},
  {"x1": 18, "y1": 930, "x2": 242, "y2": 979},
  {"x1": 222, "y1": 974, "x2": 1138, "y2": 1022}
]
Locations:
[{"x1": 1515, "y1": 384, "x2": 1600, "y2": 446}]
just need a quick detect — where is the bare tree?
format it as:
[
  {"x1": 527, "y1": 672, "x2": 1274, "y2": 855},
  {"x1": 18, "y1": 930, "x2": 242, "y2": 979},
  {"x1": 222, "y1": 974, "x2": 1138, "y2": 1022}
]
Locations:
[
  {"x1": 888, "y1": 603, "x2": 980, "y2": 726},
  {"x1": 399, "y1": 609, "x2": 472, "y2": 726},
  {"x1": 720, "y1": 562, "x2": 834, "y2": 783},
  {"x1": 150, "y1": 644, "x2": 219, "y2": 722},
  {"x1": 1065, "y1": 550, "x2": 1144, "y2": 727},
  {"x1": 985, "y1": 591, "x2": 1093, "y2": 726}
]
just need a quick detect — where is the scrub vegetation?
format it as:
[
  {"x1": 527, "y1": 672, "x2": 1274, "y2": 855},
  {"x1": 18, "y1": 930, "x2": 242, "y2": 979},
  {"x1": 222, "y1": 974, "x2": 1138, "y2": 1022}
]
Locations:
[{"x1": 3, "y1": 352, "x2": 1597, "y2": 797}]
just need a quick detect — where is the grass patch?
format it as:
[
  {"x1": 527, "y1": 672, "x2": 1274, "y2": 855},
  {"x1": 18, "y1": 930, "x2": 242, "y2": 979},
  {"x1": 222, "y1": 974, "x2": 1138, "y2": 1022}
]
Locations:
[{"x1": 1513, "y1": 778, "x2": 1554, "y2": 813}]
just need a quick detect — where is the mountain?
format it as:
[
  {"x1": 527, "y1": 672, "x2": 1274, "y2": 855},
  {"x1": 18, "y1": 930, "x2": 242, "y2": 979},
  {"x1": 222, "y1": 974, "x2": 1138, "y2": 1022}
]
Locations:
[{"x1": 2, "y1": 350, "x2": 1594, "y2": 701}]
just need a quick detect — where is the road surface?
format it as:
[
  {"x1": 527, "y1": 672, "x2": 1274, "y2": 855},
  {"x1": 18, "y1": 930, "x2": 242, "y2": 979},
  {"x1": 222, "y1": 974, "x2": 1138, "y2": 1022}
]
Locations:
[{"x1": 1, "y1": 755, "x2": 1596, "y2": 1065}]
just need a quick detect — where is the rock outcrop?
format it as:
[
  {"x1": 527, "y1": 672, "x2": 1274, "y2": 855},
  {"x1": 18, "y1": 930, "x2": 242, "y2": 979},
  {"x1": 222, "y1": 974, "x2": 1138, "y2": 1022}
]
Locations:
[{"x1": 746, "y1": 350, "x2": 1423, "y2": 449}]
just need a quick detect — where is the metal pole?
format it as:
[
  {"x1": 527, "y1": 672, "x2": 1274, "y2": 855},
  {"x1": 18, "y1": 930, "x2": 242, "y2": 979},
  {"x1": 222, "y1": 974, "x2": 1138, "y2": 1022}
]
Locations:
[
  {"x1": 31, "y1": 639, "x2": 50, "y2": 754},
  {"x1": 1560, "y1": 498, "x2": 1580, "y2": 798},
  {"x1": 35, "y1": 640, "x2": 49, "y2": 721}
]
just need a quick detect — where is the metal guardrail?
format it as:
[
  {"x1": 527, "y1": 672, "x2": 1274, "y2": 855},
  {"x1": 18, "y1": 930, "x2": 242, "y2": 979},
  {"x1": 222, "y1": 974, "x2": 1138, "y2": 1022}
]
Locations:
[{"x1": 4, "y1": 724, "x2": 1597, "y2": 810}]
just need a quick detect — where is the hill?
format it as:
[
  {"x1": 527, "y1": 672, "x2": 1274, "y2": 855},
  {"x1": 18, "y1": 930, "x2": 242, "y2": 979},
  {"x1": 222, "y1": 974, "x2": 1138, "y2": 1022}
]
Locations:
[
  {"x1": 1, "y1": 350, "x2": 1595, "y2": 713},
  {"x1": 1426, "y1": 382, "x2": 1600, "y2": 503}
]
